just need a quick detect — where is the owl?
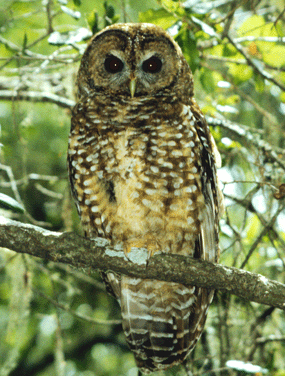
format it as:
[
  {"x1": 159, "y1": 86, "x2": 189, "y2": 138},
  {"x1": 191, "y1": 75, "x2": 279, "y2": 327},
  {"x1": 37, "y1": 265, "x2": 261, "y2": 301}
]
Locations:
[{"x1": 68, "y1": 23, "x2": 223, "y2": 374}]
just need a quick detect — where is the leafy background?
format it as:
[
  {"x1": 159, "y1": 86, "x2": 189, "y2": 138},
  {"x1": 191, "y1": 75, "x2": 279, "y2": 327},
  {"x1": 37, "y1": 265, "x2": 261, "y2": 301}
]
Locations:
[{"x1": 0, "y1": 0, "x2": 285, "y2": 375}]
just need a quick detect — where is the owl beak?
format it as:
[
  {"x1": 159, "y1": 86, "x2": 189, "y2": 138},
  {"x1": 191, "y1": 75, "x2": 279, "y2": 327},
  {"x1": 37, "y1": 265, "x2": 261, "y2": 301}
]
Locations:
[{"x1": 129, "y1": 79, "x2": 136, "y2": 98}]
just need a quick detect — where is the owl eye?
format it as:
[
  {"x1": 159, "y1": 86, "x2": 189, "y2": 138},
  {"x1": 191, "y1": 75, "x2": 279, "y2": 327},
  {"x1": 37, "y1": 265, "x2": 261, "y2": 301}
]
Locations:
[
  {"x1": 142, "y1": 56, "x2": 162, "y2": 73},
  {"x1": 104, "y1": 55, "x2": 124, "y2": 73}
]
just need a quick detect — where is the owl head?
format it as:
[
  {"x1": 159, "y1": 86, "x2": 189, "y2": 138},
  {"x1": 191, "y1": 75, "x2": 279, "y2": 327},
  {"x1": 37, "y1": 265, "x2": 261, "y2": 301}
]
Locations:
[{"x1": 77, "y1": 23, "x2": 194, "y2": 101}]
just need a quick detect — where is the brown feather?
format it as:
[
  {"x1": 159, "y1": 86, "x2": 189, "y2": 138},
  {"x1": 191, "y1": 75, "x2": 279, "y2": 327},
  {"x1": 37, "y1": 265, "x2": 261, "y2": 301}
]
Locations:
[{"x1": 68, "y1": 23, "x2": 223, "y2": 374}]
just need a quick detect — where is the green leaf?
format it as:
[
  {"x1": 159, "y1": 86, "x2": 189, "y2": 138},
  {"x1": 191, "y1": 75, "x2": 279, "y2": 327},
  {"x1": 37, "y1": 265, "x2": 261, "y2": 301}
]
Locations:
[
  {"x1": 111, "y1": 15, "x2": 120, "y2": 24},
  {"x1": 262, "y1": 45, "x2": 285, "y2": 68},
  {"x1": 228, "y1": 64, "x2": 253, "y2": 84},
  {"x1": 22, "y1": 33, "x2": 28, "y2": 52},
  {"x1": 139, "y1": 9, "x2": 177, "y2": 30},
  {"x1": 254, "y1": 71, "x2": 265, "y2": 93},
  {"x1": 88, "y1": 10, "x2": 99, "y2": 35},
  {"x1": 237, "y1": 15, "x2": 265, "y2": 37},
  {"x1": 160, "y1": 0, "x2": 180, "y2": 13},
  {"x1": 280, "y1": 91, "x2": 285, "y2": 103},
  {"x1": 102, "y1": 1, "x2": 119, "y2": 27},
  {"x1": 104, "y1": 2, "x2": 115, "y2": 19},
  {"x1": 175, "y1": 28, "x2": 200, "y2": 73},
  {"x1": 200, "y1": 68, "x2": 217, "y2": 93},
  {"x1": 222, "y1": 43, "x2": 237, "y2": 57},
  {"x1": 0, "y1": 193, "x2": 25, "y2": 213},
  {"x1": 73, "y1": 0, "x2": 81, "y2": 6}
]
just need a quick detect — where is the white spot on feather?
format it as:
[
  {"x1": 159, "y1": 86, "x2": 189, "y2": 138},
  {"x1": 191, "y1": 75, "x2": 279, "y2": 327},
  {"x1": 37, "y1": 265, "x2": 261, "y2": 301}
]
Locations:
[
  {"x1": 83, "y1": 180, "x2": 91, "y2": 186},
  {"x1": 150, "y1": 166, "x2": 159, "y2": 174}
]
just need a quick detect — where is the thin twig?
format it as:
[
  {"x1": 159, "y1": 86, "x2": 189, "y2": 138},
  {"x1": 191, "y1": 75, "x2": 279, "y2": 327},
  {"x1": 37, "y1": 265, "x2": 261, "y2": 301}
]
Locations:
[
  {"x1": 35, "y1": 289, "x2": 121, "y2": 325},
  {"x1": 240, "y1": 203, "x2": 285, "y2": 269},
  {"x1": 0, "y1": 173, "x2": 60, "y2": 188},
  {"x1": 227, "y1": 34, "x2": 285, "y2": 92},
  {"x1": 256, "y1": 335, "x2": 285, "y2": 344},
  {"x1": 206, "y1": 116, "x2": 285, "y2": 171},
  {"x1": 34, "y1": 183, "x2": 63, "y2": 200}
]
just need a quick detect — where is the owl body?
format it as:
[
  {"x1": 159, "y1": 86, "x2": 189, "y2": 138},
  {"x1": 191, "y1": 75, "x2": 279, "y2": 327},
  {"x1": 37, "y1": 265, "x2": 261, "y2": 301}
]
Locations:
[{"x1": 68, "y1": 23, "x2": 223, "y2": 374}]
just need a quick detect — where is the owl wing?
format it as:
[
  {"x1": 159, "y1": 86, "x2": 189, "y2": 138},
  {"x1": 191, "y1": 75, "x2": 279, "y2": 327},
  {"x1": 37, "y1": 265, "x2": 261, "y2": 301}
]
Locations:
[
  {"x1": 101, "y1": 271, "x2": 121, "y2": 301},
  {"x1": 191, "y1": 102, "x2": 223, "y2": 265},
  {"x1": 68, "y1": 103, "x2": 123, "y2": 302}
]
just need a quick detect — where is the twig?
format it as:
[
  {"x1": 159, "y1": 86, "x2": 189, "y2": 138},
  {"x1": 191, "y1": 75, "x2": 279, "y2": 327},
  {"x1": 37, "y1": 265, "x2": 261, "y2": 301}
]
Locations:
[
  {"x1": 0, "y1": 164, "x2": 54, "y2": 228},
  {"x1": 235, "y1": 36, "x2": 285, "y2": 43},
  {"x1": 224, "y1": 193, "x2": 285, "y2": 260},
  {"x1": 274, "y1": 6, "x2": 285, "y2": 26},
  {"x1": 34, "y1": 183, "x2": 63, "y2": 199},
  {"x1": 226, "y1": 34, "x2": 285, "y2": 92},
  {"x1": 0, "y1": 163, "x2": 22, "y2": 203},
  {"x1": 0, "y1": 173, "x2": 60, "y2": 188},
  {"x1": 240, "y1": 203, "x2": 285, "y2": 269},
  {"x1": 46, "y1": 0, "x2": 54, "y2": 34},
  {"x1": 256, "y1": 335, "x2": 285, "y2": 344},
  {"x1": 206, "y1": 116, "x2": 285, "y2": 171},
  {"x1": 201, "y1": 60, "x2": 280, "y2": 127},
  {"x1": 35, "y1": 289, "x2": 121, "y2": 325},
  {"x1": 203, "y1": 55, "x2": 285, "y2": 72}
]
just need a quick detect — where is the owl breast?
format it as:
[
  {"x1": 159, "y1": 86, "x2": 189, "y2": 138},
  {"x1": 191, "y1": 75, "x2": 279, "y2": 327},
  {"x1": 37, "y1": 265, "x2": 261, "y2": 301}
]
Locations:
[{"x1": 70, "y1": 97, "x2": 205, "y2": 256}]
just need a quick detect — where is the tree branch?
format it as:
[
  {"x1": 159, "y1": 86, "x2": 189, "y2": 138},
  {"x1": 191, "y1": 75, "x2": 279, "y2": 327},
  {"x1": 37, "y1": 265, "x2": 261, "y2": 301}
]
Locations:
[
  {"x1": 0, "y1": 90, "x2": 74, "y2": 109},
  {"x1": 0, "y1": 216, "x2": 285, "y2": 310},
  {"x1": 206, "y1": 116, "x2": 285, "y2": 171},
  {"x1": 226, "y1": 34, "x2": 285, "y2": 92}
]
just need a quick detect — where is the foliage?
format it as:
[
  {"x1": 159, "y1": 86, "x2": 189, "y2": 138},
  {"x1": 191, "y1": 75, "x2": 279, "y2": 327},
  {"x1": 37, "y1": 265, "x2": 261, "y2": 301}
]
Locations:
[{"x1": 0, "y1": 0, "x2": 285, "y2": 375}]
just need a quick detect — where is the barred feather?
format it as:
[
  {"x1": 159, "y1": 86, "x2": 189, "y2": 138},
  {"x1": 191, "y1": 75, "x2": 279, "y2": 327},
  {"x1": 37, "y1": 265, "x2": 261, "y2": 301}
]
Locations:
[{"x1": 68, "y1": 23, "x2": 223, "y2": 374}]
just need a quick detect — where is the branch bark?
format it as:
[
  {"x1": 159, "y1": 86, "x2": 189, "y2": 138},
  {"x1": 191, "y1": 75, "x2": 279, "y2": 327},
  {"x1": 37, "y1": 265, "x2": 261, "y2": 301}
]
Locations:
[
  {"x1": 0, "y1": 90, "x2": 74, "y2": 109},
  {"x1": 0, "y1": 216, "x2": 285, "y2": 311}
]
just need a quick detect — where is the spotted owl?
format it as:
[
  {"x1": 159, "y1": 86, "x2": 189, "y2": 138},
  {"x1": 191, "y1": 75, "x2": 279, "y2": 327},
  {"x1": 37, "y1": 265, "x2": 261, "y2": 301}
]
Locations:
[{"x1": 68, "y1": 23, "x2": 223, "y2": 374}]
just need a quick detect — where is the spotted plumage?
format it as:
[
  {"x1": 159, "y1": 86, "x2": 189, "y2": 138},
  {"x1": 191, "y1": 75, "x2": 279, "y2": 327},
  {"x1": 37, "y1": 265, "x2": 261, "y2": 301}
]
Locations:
[{"x1": 68, "y1": 23, "x2": 223, "y2": 374}]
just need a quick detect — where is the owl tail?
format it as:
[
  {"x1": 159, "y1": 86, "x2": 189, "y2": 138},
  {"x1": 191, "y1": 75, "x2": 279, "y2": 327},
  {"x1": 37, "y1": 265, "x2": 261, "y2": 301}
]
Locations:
[{"x1": 121, "y1": 276, "x2": 212, "y2": 374}]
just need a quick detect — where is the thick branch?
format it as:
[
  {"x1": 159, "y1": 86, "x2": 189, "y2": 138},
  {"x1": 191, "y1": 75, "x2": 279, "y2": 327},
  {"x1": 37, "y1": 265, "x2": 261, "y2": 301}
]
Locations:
[{"x1": 0, "y1": 216, "x2": 285, "y2": 311}]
